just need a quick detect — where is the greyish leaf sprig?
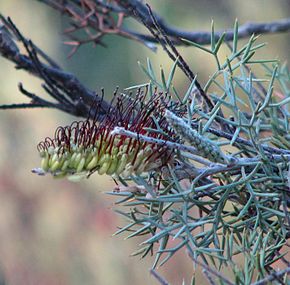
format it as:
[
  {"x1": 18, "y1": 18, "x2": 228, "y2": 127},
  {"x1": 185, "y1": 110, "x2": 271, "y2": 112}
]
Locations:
[{"x1": 164, "y1": 109, "x2": 231, "y2": 164}]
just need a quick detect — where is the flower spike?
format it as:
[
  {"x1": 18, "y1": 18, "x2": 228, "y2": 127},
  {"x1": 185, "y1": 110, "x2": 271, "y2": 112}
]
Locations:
[{"x1": 34, "y1": 88, "x2": 179, "y2": 181}]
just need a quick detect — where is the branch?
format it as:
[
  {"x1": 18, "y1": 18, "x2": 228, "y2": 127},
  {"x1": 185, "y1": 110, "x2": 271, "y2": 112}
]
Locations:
[
  {"x1": 252, "y1": 267, "x2": 290, "y2": 285},
  {"x1": 117, "y1": 0, "x2": 290, "y2": 45},
  {"x1": 190, "y1": 121, "x2": 290, "y2": 155},
  {"x1": 38, "y1": 0, "x2": 158, "y2": 54},
  {"x1": 0, "y1": 15, "x2": 111, "y2": 118},
  {"x1": 111, "y1": 127, "x2": 290, "y2": 166},
  {"x1": 202, "y1": 269, "x2": 218, "y2": 285},
  {"x1": 40, "y1": 0, "x2": 290, "y2": 48},
  {"x1": 187, "y1": 247, "x2": 235, "y2": 285},
  {"x1": 150, "y1": 269, "x2": 169, "y2": 285}
]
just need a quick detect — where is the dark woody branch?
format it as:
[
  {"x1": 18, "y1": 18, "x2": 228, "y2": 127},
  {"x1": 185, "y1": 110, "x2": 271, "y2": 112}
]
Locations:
[
  {"x1": 0, "y1": 16, "x2": 111, "y2": 117},
  {"x1": 118, "y1": 0, "x2": 290, "y2": 45},
  {"x1": 39, "y1": 0, "x2": 290, "y2": 49}
]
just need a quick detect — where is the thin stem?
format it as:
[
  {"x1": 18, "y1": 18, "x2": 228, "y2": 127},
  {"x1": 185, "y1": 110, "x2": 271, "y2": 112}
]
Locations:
[
  {"x1": 252, "y1": 267, "x2": 290, "y2": 285},
  {"x1": 111, "y1": 127, "x2": 290, "y2": 165},
  {"x1": 187, "y1": 247, "x2": 235, "y2": 285},
  {"x1": 150, "y1": 269, "x2": 170, "y2": 285}
]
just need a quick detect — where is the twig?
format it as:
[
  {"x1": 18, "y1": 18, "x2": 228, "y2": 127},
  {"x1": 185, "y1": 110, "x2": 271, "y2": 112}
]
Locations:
[
  {"x1": 39, "y1": 1, "x2": 290, "y2": 47},
  {"x1": 251, "y1": 267, "x2": 290, "y2": 285},
  {"x1": 192, "y1": 122, "x2": 290, "y2": 155},
  {"x1": 202, "y1": 269, "x2": 217, "y2": 285},
  {"x1": 150, "y1": 269, "x2": 170, "y2": 285},
  {"x1": 111, "y1": 127, "x2": 290, "y2": 165},
  {"x1": 0, "y1": 103, "x2": 53, "y2": 110},
  {"x1": 18, "y1": 83, "x2": 71, "y2": 112},
  {"x1": 111, "y1": 126, "x2": 199, "y2": 155},
  {"x1": 116, "y1": 0, "x2": 290, "y2": 45},
  {"x1": 40, "y1": 0, "x2": 157, "y2": 52},
  {"x1": 126, "y1": 2, "x2": 215, "y2": 111},
  {"x1": 186, "y1": 246, "x2": 235, "y2": 285},
  {"x1": 136, "y1": 4, "x2": 233, "y2": 133},
  {"x1": 145, "y1": 4, "x2": 195, "y2": 82}
]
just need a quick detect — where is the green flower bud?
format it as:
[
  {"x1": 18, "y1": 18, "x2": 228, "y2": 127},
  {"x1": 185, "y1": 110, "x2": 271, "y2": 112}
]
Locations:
[
  {"x1": 86, "y1": 155, "x2": 99, "y2": 170},
  {"x1": 115, "y1": 153, "x2": 128, "y2": 175},
  {"x1": 67, "y1": 172, "x2": 87, "y2": 182},
  {"x1": 61, "y1": 160, "x2": 69, "y2": 172},
  {"x1": 73, "y1": 152, "x2": 82, "y2": 168},
  {"x1": 98, "y1": 160, "x2": 111, "y2": 175},
  {"x1": 123, "y1": 164, "x2": 134, "y2": 178},
  {"x1": 50, "y1": 160, "x2": 61, "y2": 172},
  {"x1": 41, "y1": 154, "x2": 49, "y2": 171},
  {"x1": 76, "y1": 157, "x2": 86, "y2": 173},
  {"x1": 106, "y1": 155, "x2": 119, "y2": 175}
]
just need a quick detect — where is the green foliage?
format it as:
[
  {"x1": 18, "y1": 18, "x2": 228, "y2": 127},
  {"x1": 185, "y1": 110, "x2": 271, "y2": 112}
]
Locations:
[{"x1": 108, "y1": 22, "x2": 290, "y2": 284}]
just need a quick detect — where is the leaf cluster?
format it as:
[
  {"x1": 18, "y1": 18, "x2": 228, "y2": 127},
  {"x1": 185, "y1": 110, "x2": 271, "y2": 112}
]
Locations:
[{"x1": 109, "y1": 21, "x2": 290, "y2": 285}]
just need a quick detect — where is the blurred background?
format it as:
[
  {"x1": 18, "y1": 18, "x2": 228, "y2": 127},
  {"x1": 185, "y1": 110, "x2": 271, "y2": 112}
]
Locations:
[{"x1": 0, "y1": 0, "x2": 289, "y2": 284}]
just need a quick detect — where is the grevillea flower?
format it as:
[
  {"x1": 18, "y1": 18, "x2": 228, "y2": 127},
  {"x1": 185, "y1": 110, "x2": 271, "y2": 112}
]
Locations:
[{"x1": 34, "y1": 88, "x2": 179, "y2": 181}]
